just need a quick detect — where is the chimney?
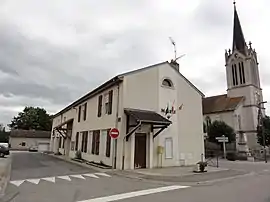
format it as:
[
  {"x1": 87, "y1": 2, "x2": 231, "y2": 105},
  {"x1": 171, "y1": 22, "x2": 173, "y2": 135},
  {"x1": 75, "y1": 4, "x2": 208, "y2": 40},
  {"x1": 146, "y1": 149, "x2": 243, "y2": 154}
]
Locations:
[{"x1": 169, "y1": 60, "x2": 179, "y2": 71}]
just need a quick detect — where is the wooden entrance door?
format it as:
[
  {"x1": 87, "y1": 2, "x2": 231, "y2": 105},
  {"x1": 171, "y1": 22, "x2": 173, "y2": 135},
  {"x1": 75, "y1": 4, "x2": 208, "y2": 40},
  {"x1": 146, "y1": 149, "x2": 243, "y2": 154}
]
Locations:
[{"x1": 134, "y1": 133, "x2": 147, "y2": 169}]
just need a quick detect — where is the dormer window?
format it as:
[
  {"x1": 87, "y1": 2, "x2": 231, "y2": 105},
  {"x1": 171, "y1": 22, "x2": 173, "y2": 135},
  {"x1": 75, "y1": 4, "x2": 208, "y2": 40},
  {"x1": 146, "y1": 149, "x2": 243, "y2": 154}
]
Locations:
[{"x1": 162, "y1": 78, "x2": 174, "y2": 88}]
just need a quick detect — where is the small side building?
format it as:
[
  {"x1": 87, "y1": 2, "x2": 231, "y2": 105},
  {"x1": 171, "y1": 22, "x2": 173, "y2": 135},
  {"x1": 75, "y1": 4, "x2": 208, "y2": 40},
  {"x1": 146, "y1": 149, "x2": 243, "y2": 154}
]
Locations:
[{"x1": 9, "y1": 129, "x2": 51, "y2": 151}]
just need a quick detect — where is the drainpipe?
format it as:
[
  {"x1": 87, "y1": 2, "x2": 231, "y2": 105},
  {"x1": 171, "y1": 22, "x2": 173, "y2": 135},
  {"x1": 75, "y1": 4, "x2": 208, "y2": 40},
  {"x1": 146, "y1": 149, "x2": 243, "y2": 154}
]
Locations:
[{"x1": 113, "y1": 83, "x2": 120, "y2": 169}]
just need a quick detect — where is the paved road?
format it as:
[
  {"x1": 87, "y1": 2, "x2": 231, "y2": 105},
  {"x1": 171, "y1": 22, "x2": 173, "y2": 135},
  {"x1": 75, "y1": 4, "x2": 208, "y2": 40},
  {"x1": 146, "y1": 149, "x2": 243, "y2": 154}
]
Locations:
[
  {"x1": 10, "y1": 152, "x2": 93, "y2": 180},
  {"x1": 3, "y1": 152, "x2": 270, "y2": 202}
]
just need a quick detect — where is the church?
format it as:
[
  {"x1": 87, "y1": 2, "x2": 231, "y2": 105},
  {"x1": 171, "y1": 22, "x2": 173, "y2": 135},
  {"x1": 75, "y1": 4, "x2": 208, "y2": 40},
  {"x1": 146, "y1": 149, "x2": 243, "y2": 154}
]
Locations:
[{"x1": 202, "y1": 3, "x2": 264, "y2": 155}]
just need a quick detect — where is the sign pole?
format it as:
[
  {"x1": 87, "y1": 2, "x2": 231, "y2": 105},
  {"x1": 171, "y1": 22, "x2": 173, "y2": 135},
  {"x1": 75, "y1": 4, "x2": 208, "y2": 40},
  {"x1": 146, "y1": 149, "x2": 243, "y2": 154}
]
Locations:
[
  {"x1": 222, "y1": 135, "x2": 226, "y2": 159},
  {"x1": 109, "y1": 128, "x2": 120, "y2": 169}
]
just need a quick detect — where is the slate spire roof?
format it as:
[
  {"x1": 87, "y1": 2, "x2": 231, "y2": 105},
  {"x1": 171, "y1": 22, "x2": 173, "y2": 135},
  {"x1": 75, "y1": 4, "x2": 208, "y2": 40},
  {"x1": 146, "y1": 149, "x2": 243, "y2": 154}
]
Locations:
[{"x1": 232, "y1": 2, "x2": 246, "y2": 55}]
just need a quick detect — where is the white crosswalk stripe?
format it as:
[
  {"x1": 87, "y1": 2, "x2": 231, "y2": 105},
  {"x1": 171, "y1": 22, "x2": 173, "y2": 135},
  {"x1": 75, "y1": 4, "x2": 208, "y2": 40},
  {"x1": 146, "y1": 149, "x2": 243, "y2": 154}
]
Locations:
[{"x1": 10, "y1": 172, "x2": 111, "y2": 187}]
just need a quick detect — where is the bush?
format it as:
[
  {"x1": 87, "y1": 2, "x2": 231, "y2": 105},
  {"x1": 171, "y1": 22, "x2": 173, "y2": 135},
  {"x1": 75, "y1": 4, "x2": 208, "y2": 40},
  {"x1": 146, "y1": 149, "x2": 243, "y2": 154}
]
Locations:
[
  {"x1": 226, "y1": 152, "x2": 236, "y2": 161},
  {"x1": 75, "y1": 150, "x2": 82, "y2": 159}
]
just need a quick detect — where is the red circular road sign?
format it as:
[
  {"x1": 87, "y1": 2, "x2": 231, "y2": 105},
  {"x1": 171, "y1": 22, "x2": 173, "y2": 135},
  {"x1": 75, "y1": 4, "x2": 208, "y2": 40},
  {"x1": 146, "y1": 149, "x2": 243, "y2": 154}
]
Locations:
[{"x1": 109, "y1": 128, "x2": 119, "y2": 139}]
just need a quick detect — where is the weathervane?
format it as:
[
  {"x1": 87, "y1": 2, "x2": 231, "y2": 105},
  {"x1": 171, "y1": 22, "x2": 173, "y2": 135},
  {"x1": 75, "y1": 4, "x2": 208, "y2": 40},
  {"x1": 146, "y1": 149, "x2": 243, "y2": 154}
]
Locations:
[{"x1": 169, "y1": 37, "x2": 186, "y2": 63}]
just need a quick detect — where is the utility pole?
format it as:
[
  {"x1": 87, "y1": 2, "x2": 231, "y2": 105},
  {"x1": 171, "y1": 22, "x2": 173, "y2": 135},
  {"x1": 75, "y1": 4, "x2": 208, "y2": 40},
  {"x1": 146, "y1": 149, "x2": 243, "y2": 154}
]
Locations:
[{"x1": 258, "y1": 100, "x2": 267, "y2": 163}]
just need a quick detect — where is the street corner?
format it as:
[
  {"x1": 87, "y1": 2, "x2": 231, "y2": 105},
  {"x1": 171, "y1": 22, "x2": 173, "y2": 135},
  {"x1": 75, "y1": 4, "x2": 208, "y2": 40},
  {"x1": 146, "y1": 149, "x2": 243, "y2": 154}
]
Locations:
[{"x1": 0, "y1": 156, "x2": 12, "y2": 197}]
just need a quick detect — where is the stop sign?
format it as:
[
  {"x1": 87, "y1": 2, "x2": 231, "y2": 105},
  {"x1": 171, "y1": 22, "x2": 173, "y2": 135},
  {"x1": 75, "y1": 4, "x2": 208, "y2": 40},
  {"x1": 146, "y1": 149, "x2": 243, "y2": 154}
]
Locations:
[{"x1": 109, "y1": 128, "x2": 119, "y2": 139}]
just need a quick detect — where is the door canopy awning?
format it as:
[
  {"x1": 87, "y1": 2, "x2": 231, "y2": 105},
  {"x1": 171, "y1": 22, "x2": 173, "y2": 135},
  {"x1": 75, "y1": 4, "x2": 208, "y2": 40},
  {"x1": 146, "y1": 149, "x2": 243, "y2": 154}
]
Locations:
[
  {"x1": 124, "y1": 108, "x2": 172, "y2": 140},
  {"x1": 53, "y1": 118, "x2": 73, "y2": 138}
]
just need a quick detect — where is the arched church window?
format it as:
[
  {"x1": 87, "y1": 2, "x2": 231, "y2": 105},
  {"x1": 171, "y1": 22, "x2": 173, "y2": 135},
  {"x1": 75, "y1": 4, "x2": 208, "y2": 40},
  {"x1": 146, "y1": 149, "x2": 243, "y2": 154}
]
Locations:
[{"x1": 162, "y1": 78, "x2": 174, "y2": 88}]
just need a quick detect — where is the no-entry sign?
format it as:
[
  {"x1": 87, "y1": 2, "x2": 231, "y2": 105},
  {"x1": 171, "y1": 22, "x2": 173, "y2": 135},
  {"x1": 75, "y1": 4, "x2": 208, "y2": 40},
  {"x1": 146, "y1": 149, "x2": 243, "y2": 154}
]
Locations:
[{"x1": 109, "y1": 128, "x2": 119, "y2": 139}]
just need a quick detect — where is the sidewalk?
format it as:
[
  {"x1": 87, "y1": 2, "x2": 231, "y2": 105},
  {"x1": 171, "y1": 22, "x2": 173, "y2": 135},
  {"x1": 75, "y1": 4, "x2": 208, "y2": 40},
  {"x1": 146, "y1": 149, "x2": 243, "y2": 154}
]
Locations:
[
  {"x1": 112, "y1": 165, "x2": 249, "y2": 184},
  {"x1": 0, "y1": 157, "x2": 11, "y2": 199}
]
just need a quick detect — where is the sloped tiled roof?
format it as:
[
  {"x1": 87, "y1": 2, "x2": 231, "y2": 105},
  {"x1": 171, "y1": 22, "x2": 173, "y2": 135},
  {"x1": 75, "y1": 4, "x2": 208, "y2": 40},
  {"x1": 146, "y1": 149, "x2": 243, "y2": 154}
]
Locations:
[
  {"x1": 10, "y1": 129, "x2": 51, "y2": 138},
  {"x1": 203, "y1": 94, "x2": 244, "y2": 114}
]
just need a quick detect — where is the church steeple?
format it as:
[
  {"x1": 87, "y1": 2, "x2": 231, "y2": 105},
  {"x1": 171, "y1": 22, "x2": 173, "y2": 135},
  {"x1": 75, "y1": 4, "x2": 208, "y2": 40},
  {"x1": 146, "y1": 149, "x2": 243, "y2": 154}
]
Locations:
[{"x1": 232, "y1": 2, "x2": 246, "y2": 55}]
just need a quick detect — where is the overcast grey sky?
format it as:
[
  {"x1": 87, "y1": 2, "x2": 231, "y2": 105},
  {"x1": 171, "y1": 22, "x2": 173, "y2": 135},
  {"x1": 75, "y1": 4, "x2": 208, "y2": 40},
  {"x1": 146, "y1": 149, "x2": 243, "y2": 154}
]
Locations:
[{"x1": 0, "y1": 0, "x2": 269, "y2": 126}]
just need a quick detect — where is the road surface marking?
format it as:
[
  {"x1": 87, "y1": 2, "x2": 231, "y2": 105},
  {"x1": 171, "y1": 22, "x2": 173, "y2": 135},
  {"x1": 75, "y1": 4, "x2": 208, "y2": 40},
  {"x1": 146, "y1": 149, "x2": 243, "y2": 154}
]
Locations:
[
  {"x1": 95, "y1": 173, "x2": 111, "y2": 177},
  {"x1": 57, "y1": 175, "x2": 71, "y2": 181},
  {"x1": 10, "y1": 180, "x2": 25, "y2": 187},
  {"x1": 77, "y1": 185, "x2": 190, "y2": 202},
  {"x1": 70, "y1": 174, "x2": 85, "y2": 179},
  {"x1": 42, "y1": 177, "x2": 55, "y2": 183},
  {"x1": 10, "y1": 172, "x2": 109, "y2": 187},
  {"x1": 83, "y1": 173, "x2": 99, "y2": 178},
  {"x1": 26, "y1": 179, "x2": 40, "y2": 184}
]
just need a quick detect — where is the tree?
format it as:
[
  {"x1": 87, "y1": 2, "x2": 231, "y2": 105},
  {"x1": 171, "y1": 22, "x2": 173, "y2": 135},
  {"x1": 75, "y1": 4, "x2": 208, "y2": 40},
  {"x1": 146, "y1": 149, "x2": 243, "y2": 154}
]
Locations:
[
  {"x1": 0, "y1": 126, "x2": 9, "y2": 143},
  {"x1": 207, "y1": 120, "x2": 236, "y2": 145},
  {"x1": 8, "y1": 107, "x2": 52, "y2": 131},
  {"x1": 257, "y1": 115, "x2": 270, "y2": 147}
]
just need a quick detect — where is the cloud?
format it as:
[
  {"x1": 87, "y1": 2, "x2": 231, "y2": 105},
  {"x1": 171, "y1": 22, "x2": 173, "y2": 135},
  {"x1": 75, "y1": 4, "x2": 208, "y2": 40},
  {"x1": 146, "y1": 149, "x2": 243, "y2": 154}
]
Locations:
[{"x1": 0, "y1": 0, "x2": 269, "y2": 127}]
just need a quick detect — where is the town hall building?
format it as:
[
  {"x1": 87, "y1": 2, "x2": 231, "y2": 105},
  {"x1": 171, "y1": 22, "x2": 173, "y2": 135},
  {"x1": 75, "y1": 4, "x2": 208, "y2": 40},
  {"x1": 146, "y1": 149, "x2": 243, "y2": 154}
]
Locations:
[
  {"x1": 50, "y1": 61, "x2": 205, "y2": 170},
  {"x1": 203, "y1": 3, "x2": 264, "y2": 154}
]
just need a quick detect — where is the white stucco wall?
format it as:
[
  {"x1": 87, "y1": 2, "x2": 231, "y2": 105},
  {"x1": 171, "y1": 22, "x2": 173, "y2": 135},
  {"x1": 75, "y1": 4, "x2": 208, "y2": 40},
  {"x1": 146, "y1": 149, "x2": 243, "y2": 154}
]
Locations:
[{"x1": 10, "y1": 137, "x2": 50, "y2": 150}]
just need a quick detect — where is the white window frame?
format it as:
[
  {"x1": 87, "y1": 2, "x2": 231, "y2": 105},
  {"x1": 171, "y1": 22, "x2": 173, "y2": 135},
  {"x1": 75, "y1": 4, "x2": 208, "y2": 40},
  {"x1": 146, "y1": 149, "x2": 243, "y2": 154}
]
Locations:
[{"x1": 165, "y1": 138, "x2": 173, "y2": 159}]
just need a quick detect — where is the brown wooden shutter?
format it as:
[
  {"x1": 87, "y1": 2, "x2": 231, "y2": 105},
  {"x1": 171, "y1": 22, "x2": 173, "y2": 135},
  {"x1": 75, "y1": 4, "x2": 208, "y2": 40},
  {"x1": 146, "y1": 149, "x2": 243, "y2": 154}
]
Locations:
[
  {"x1": 97, "y1": 95, "x2": 103, "y2": 117},
  {"x1": 78, "y1": 106, "x2": 81, "y2": 122},
  {"x1": 91, "y1": 132, "x2": 95, "y2": 154},
  {"x1": 96, "y1": 130, "x2": 100, "y2": 155},
  {"x1": 105, "y1": 129, "x2": 111, "y2": 157},
  {"x1": 108, "y1": 90, "x2": 113, "y2": 115},
  {"x1": 83, "y1": 103, "x2": 87, "y2": 121},
  {"x1": 75, "y1": 132, "x2": 79, "y2": 151}
]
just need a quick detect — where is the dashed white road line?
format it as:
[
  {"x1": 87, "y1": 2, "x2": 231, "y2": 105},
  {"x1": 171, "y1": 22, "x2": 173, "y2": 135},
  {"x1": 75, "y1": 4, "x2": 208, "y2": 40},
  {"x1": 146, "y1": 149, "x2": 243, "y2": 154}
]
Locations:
[
  {"x1": 42, "y1": 177, "x2": 55, "y2": 183},
  {"x1": 10, "y1": 172, "x2": 110, "y2": 187},
  {"x1": 83, "y1": 174, "x2": 99, "y2": 178},
  {"x1": 26, "y1": 179, "x2": 40, "y2": 184},
  {"x1": 77, "y1": 185, "x2": 190, "y2": 202},
  {"x1": 95, "y1": 173, "x2": 111, "y2": 177},
  {"x1": 70, "y1": 174, "x2": 85, "y2": 179},
  {"x1": 57, "y1": 175, "x2": 71, "y2": 181}
]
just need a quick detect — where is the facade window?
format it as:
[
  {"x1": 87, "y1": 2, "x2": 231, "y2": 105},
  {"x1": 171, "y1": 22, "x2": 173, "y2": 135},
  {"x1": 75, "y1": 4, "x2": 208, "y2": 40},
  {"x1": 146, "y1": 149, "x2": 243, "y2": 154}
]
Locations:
[
  {"x1": 97, "y1": 95, "x2": 103, "y2": 117},
  {"x1": 78, "y1": 106, "x2": 81, "y2": 122},
  {"x1": 83, "y1": 103, "x2": 87, "y2": 121},
  {"x1": 108, "y1": 90, "x2": 113, "y2": 115},
  {"x1": 162, "y1": 78, "x2": 173, "y2": 88},
  {"x1": 105, "y1": 129, "x2": 111, "y2": 157},
  {"x1": 91, "y1": 130, "x2": 100, "y2": 155},
  {"x1": 81, "y1": 131, "x2": 88, "y2": 153},
  {"x1": 75, "y1": 132, "x2": 79, "y2": 151},
  {"x1": 21, "y1": 142, "x2": 26, "y2": 147},
  {"x1": 104, "y1": 90, "x2": 113, "y2": 115},
  {"x1": 165, "y1": 138, "x2": 173, "y2": 159}
]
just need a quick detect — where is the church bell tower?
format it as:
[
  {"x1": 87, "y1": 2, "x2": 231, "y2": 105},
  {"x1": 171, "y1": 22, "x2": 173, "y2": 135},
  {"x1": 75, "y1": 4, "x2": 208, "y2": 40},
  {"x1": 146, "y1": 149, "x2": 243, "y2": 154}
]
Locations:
[{"x1": 225, "y1": 2, "x2": 263, "y2": 149}]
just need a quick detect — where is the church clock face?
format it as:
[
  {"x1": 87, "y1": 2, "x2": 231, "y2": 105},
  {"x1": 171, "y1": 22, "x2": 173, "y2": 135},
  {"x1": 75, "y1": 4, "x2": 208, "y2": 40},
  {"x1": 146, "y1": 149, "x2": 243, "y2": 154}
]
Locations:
[{"x1": 234, "y1": 53, "x2": 238, "y2": 58}]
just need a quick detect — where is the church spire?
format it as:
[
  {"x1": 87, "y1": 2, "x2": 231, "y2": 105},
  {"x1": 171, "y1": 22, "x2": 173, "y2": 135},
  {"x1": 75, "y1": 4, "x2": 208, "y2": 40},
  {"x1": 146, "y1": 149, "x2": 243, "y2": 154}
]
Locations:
[{"x1": 232, "y1": 1, "x2": 246, "y2": 55}]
